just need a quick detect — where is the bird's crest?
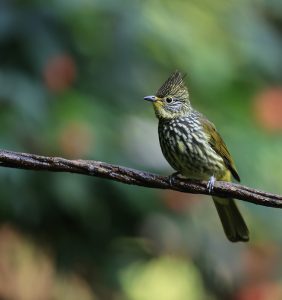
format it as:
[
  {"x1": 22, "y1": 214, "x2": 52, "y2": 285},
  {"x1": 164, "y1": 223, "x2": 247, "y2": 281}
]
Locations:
[{"x1": 156, "y1": 70, "x2": 189, "y2": 101}]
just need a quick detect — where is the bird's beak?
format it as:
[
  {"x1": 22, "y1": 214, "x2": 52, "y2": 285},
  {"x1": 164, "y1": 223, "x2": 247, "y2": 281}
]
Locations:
[{"x1": 144, "y1": 95, "x2": 157, "y2": 102}]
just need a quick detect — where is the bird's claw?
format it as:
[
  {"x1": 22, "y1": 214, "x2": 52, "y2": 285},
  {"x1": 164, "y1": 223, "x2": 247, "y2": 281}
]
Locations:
[
  {"x1": 169, "y1": 172, "x2": 180, "y2": 186},
  {"x1": 207, "y1": 175, "x2": 216, "y2": 193}
]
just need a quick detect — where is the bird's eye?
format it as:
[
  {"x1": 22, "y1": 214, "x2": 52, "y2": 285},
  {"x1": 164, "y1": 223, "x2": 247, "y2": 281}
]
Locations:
[{"x1": 165, "y1": 97, "x2": 173, "y2": 103}]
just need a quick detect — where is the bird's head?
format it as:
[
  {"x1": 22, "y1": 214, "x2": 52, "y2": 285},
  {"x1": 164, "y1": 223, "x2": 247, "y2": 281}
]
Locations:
[{"x1": 144, "y1": 71, "x2": 191, "y2": 120}]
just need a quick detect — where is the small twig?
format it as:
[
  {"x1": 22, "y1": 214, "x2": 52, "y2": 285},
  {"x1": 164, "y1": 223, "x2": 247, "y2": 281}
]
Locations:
[{"x1": 0, "y1": 149, "x2": 281, "y2": 208}]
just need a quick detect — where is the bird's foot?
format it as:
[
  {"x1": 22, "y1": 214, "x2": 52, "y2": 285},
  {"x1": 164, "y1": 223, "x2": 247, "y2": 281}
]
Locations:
[
  {"x1": 168, "y1": 172, "x2": 181, "y2": 186},
  {"x1": 207, "y1": 175, "x2": 216, "y2": 193}
]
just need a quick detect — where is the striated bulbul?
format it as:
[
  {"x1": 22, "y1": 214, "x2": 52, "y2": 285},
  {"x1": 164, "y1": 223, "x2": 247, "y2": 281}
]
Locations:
[{"x1": 144, "y1": 71, "x2": 249, "y2": 242}]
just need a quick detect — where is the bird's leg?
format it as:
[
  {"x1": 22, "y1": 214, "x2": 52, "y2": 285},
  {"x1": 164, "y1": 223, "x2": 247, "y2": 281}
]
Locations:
[
  {"x1": 207, "y1": 175, "x2": 216, "y2": 193},
  {"x1": 168, "y1": 172, "x2": 181, "y2": 186}
]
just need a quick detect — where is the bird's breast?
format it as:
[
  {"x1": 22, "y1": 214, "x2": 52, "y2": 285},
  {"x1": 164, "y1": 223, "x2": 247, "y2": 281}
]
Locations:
[{"x1": 158, "y1": 117, "x2": 225, "y2": 179}]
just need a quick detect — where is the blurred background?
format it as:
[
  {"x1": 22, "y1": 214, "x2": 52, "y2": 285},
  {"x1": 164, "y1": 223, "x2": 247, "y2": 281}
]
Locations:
[{"x1": 0, "y1": 0, "x2": 282, "y2": 299}]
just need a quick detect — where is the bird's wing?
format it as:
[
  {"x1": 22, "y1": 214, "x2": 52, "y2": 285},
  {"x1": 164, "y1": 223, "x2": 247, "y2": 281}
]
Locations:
[{"x1": 201, "y1": 116, "x2": 240, "y2": 182}]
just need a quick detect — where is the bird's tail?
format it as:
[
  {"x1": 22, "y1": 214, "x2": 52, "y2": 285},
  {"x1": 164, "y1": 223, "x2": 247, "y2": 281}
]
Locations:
[{"x1": 213, "y1": 196, "x2": 249, "y2": 242}]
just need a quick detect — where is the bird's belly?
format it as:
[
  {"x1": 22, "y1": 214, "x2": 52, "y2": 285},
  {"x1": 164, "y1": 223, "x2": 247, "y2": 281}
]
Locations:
[{"x1": 159, "y1": 122, "x2": 225, "y2": 180}]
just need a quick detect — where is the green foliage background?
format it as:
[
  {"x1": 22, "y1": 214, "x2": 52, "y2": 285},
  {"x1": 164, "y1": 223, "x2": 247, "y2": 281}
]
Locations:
[{"x1": 0, "y1": 0, "x2": 282, "y2": 299}]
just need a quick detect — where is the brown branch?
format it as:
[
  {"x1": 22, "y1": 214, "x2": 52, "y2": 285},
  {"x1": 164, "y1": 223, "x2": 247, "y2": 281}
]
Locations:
[{"x1": 0, "y1": 149, "x2": 281, "y2": 208}]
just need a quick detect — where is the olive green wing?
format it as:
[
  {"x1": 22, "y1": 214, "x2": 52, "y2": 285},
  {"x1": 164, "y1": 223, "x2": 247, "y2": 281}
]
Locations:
[{"x1": 201, "y1": 117, "x2": 240, "y2": 182}]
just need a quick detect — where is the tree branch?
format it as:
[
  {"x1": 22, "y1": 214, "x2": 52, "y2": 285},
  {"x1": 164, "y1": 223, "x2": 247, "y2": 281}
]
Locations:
[{"x1": 0, "y1": 149, "x2": 281, "y2": 208}]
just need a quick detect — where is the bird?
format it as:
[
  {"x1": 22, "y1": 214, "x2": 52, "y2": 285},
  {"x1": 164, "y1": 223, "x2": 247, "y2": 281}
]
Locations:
[{"x1": 144, "y1": 71, "x2": 249, "y2": 242}]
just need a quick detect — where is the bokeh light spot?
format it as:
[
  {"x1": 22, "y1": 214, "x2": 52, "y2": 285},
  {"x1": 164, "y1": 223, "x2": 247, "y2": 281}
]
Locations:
[
  {"x1": 43, "y1": 54, "x2": 76, "y2": 92},
  {"x1": 254, "y1": 87, "x2": 282, "y2": 132}
]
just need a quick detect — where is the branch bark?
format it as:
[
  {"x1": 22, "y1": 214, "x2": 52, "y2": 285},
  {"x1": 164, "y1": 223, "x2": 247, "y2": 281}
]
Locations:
[{"x1": 0, "y1": 149, "x2": 281, "y2": 208}]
